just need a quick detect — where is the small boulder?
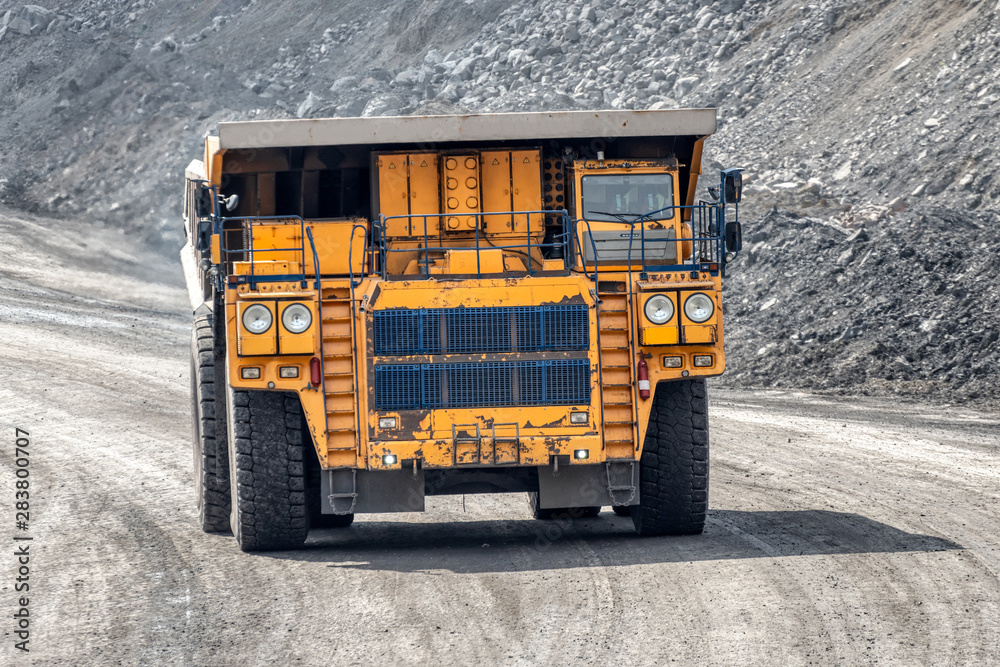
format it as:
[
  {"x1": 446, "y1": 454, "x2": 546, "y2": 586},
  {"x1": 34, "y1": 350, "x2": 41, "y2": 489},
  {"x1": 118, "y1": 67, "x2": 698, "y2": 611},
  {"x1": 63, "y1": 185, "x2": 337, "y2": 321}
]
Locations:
[
  {"x1": 672, "y1": 75, "x2": 699, "y2": 99},
  {"x1": 296, "y1": 91, "x2": 321, "y2": 118},
  {"x1": 9, "y1": 5, "x2": 53, "y2": 36}
]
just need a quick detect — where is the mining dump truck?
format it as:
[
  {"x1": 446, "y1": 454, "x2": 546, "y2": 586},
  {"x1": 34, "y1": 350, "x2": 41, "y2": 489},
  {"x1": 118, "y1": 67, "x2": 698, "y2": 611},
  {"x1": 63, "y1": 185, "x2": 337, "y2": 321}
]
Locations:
[{"x1": 181, "y1": 109, "x2": 743, "y2": 551}]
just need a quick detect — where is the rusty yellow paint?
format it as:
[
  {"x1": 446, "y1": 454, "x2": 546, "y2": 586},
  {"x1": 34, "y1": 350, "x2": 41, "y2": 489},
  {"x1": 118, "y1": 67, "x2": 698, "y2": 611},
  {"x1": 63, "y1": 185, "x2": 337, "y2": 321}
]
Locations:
[
  {"x1": 368, "y1": 435, "x2": 604, "y2": 470},
  {"x1": 373, "y1": 275, "x2": 595, "y2": 310}
]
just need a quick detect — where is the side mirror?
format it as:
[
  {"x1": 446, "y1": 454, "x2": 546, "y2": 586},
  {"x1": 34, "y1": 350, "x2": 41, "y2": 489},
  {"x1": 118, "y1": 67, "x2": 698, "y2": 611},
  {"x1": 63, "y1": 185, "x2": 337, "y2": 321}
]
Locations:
[
  {"x1": 723, "y1": 169, "x2": 743, "y2": 204},
  {"x1": 195, "y1": 187, "x2": 213, "y2": 218},
  {"x1": 195, "y1": 219, "x2": 212, "y2": 252},
  {"x1": 725, "y1": 221, "x2": 742, "y2": 253},
  {"x1": 223, "y1": 194, "x2": 239, "y2": 212}
]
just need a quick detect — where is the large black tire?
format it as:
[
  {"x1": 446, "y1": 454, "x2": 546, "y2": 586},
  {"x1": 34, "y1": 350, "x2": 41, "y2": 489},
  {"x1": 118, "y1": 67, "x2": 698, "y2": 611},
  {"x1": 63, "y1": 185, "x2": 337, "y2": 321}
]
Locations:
[
  {"x1": 227, "y1": 390, "x2": 309, "y2": 551},
  {"x1": 631, "y1": 379, "x2": 709, "y2": 536},
  {"x1": 191, "y1": 312, "x2": 231, "y2": 533},
  {"x1": 526, "y1": 492, "x2": 601, "y2": 520},
  {"x1": 305, "y1": 442, "x2": 354, "y2": 529}
]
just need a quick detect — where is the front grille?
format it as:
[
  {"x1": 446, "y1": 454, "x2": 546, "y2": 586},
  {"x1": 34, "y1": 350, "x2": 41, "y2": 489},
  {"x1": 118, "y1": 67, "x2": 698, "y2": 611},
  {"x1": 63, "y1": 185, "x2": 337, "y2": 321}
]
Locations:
[
  {"x1": 373, "y1": 305, "x2": 589, "y2": 356},
  {"x1": 375, "y1": 359, "x2": 591, "y2": 410}
]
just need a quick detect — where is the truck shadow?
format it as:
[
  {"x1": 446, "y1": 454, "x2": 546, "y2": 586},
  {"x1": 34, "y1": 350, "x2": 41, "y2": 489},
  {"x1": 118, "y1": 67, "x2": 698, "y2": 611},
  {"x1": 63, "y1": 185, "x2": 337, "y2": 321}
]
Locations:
[{"x1": 264, "y1": 509, "x2": 961, "y2": 573}]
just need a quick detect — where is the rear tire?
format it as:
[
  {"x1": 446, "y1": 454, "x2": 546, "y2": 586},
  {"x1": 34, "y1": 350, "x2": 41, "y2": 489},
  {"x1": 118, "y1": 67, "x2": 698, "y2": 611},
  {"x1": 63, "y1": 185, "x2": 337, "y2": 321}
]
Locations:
[
  {"x1": 227, "y1": 389, "x2": 309, "y2": 551},
  {"x1": 191, "y1": 312, "x2": 230, "y2": 534},
  {"x1": 631, "y1": 379, "x2": 709, "y2": 536},
  {"x1": 527, "y1": 493, "x2": 601, "y2": 520}
]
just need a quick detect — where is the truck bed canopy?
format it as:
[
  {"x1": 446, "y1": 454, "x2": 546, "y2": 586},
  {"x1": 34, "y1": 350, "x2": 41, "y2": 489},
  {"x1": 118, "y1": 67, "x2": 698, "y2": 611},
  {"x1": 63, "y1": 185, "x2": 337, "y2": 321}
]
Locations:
[{"x1": 217, "y1": 109, "x2": 717, "y2": 150}]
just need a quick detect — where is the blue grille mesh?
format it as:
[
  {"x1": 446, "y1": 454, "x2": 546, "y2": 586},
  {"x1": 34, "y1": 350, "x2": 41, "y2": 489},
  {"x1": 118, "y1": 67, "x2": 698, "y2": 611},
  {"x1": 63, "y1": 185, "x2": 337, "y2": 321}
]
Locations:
[
  {"x1": 373, "y1": 364, "x2": 421, "y2": 410},
  {"x1": 373, "y1": 305, "x2": 588, "y2": 355},
  {"x1": 375, "y1": 359, "x2": 590, "y2": 410}
]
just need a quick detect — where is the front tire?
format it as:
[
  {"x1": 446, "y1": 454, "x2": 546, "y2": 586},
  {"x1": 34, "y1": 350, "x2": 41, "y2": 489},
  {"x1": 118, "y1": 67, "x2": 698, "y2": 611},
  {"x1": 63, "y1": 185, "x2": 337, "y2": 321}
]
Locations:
[
  {"x1": 631, "y1": 379, "x2": 709, "y2": 536},
  {"x1": 191, "y1": 312, "x2": 230, "y2": 533},
  {"x1": 227, "y1": 390, "x2": 309, "y2": 551}
]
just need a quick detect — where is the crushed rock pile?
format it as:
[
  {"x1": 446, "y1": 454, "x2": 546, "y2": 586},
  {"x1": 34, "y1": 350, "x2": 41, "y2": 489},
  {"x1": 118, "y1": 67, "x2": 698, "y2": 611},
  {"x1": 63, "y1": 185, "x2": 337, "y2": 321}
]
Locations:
[{"x1": 721, "y1": 204, "x2": 1000, "y2": 402}]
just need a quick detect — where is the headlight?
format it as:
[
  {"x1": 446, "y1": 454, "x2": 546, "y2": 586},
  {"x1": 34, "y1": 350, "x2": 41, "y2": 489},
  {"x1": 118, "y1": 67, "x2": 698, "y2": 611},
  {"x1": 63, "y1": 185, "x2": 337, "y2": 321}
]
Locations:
[
  {"x1": 282, "y1": 303, "x2": 312, "y2": 334},
  {"x1": 684, "y1": 293, "x2": 715, "y2": 323},
  {"x1": 643, "y1": 294, "x2": 674, "y2": 324},
  {"x1": 242, "y1": 304, "x2": 272, "y2": 334}
]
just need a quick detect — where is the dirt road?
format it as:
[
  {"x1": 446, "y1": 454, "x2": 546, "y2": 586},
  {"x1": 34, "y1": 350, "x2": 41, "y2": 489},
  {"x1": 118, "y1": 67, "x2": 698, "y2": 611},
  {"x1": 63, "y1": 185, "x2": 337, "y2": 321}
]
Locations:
[{"x1": 1, "y1": 210, "x2": 997, "y2": 665}]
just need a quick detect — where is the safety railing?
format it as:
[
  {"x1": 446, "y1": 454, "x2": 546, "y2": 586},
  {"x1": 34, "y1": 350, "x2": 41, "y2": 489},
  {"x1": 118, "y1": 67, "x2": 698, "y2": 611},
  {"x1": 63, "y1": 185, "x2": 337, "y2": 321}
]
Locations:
[
  {"x1": 374, "y1": 209, "x2": 571, "y2": 280},
  {"x1": 218, "y1": 215, "x2": 313, "y2": 290},
  {"x1": 574, "y1": 200, "x2": 734, "y2": 279}
]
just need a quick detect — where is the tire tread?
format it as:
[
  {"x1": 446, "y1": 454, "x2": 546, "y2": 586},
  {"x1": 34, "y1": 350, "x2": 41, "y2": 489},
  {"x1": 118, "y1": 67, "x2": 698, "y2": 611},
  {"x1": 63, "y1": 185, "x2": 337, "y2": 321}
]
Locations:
[{"x1": 631, "y1": 379, "x2": 710, "y2": 536}]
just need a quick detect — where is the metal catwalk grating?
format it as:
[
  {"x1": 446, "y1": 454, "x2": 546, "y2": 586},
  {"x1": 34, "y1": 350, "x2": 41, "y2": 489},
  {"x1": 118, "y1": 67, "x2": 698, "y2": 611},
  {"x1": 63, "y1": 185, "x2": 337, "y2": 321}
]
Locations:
[
  {"x1": 372, "y1": 305, "x2": 589, "y2": 356},
  {"x1": 374, "y1": 359, "x2": 590, "y2": 410}
]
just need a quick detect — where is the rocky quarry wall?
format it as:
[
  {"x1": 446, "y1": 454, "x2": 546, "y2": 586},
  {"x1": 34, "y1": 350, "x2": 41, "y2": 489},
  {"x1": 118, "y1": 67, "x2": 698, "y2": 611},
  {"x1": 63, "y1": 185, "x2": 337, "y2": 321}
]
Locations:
[{"x1": 0, "y1": 0, "x2": 997, "y2": 402}]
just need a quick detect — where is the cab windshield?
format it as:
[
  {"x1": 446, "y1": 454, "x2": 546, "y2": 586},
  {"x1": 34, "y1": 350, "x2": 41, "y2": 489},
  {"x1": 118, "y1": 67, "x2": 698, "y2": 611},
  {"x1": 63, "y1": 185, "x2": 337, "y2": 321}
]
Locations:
[{"x1": 581, "y1": 173, "x2": 675, "y2": 222}]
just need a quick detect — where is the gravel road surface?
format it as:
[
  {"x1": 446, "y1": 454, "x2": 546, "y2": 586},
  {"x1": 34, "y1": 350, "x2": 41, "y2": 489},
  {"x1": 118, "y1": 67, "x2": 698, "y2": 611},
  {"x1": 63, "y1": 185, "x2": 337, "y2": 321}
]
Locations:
[{"x1": 1, "y1": 210, "x2": 997, "y2": 665}]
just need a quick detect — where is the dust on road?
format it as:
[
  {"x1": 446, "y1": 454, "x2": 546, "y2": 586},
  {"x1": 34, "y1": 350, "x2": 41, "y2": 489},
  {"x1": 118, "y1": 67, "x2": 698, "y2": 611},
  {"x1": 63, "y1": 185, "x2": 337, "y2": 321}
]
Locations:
[{"x1": 0, "y1": 210, "x2": 997, "y2": 665}]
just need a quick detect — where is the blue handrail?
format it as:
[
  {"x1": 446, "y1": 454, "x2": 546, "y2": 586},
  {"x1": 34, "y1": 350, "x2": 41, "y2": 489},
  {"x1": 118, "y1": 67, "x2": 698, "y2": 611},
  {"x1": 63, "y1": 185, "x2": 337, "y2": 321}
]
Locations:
[
  {"x1": 574, "y1": 199, "x2": 735, "y2": 278},
  {"x1": 218, "y1": 215, "x2": 310, "y2": 289},
  {"x1": 376, "y1": 209, "x2": 570, "y2": 280}
]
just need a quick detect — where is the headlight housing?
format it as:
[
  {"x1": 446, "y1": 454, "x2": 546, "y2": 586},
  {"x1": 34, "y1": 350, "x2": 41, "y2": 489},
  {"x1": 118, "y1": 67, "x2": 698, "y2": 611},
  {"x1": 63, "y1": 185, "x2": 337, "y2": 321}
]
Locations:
[
  {"x1": 242, "y1": 304, "x2": 273, "y2": 334},
  {"x1": 643, "y1": 294, "x2": 674, "y2": 324},
  {"x1": 281, "y1": 303, "x2": 312, "y2": 334},
  {"x1": 684, "y1": 293, "x2": 715, "y2": 323}
]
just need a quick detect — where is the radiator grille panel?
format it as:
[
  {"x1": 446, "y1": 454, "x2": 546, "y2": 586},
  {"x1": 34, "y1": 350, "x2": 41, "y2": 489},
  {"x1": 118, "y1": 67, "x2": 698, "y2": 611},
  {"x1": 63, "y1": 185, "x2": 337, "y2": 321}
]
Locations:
[
  {"x1": 375, "y1": 360, "x2": 590, "y2": 410},
  {"x1": 373, "y1": 305, "x2": 588, "y2": 356}
]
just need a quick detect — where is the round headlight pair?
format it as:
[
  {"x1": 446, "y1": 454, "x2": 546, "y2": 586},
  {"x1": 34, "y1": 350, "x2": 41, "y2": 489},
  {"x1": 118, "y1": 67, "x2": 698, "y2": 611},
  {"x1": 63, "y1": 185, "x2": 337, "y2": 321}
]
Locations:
[
  {"x1": 643, "y1": 293, "x2": 715, "y2": 325},
  {"x1": 241, "y1": 303, "x2": 312, "y2": 335}
]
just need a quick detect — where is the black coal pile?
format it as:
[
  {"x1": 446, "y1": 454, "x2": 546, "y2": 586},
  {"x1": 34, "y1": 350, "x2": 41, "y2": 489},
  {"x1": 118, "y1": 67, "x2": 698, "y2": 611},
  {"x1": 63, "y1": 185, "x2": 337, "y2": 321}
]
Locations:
[{"x1": 720, "y1": 204, "x2": 1000, "y2": 402}]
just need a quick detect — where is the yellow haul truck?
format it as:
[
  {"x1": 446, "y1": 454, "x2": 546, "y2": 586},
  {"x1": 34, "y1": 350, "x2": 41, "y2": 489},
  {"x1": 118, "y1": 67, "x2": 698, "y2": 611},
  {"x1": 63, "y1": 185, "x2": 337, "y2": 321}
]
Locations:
[{"x1": 181, "y1": 110, "x2": 743, "y2": 551}]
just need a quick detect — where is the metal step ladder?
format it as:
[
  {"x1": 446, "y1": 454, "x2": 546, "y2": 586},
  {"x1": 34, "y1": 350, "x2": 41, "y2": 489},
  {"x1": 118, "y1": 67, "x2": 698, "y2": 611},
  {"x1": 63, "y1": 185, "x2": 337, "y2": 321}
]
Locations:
[
  {"x1": 596, "y1": 291, "x2": 638, "y2": 460},
  {"x1": 321, "y1": 283, "x2": 360, "y2": 468}
]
